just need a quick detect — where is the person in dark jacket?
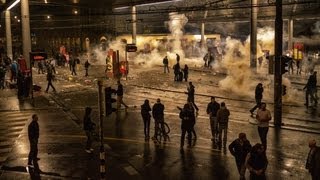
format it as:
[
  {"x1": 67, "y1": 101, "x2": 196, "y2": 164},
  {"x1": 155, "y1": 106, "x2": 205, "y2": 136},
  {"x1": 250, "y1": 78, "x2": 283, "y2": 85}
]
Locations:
[
  {"x1": 183, "y1": 64, "x2": 189, "y2": 82},
  {"x1": 229, "y1": 133, "x2": 252, "y2": 180},
  {"x1": 304, "y1": 72, "x2": 318, "y2": 108},
  {"x1": 250, "y1": 83, "x2": 264, "y2": 116},
  {"x1": 116, "y1": 80, "x2": 128, "y2": 110},
  {"x1": 71, "y1": 56, "x2": 77, "y2": 75},
  {"x1": 152, "y1": 98, "x2": 166, "y2": 141},
  {"x1": 176, "y1": 53, "x2": 180, "y2": 63},
  {"x1": 217, "y1": 102, "x2": 230, "y2": 149},
  {"x1": 45, "y1": 72, "x2": 56, "y2": 93},
  {"x1": 178, "y1": 103, "x2": 193, "y2": 150},
  {"x1": 306, "y1": 139, "x2": 320, "y2": 180},
  {"x1": 83, "y1": 107, "x2": 95, "y2": 153},
  {"x1": 173, "y1": 62, "x2": 180, "y2": 81},
  {"x1": 245, "y1": 143, "x2": 268, "y2": 180},
  {"x1": 187, "y1": 82, "x2": 199, "y2": 112},
  {"x1": 207, "y1": 96, "x2": 220, "y2": 142},
  {"x1": 84, "y1": 60, "x2": 90, "y2": 77},
  {"x1": 141, "y1": 99, "x2": 152, "y2": 141},
  {"x1": 163, "y1": 56, "x2": 169, "y2": 73},
  {"x1": 28, "y1": 114, "x2": 39, "y2": 166},
  {"x1": 188, "y1": 100, "x2": 197, "y2": 140}
]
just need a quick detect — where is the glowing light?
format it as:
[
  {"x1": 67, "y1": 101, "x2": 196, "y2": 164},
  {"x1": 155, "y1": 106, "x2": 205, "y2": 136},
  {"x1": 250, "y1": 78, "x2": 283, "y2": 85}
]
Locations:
[
  {"x1": 17, "y1": 19, "x2": 20, "y2": 22},
  {"x1": 44, "y1": 0, "x2": 48, "y2": 3},
  {"x1": 7, "y1": 0, "x2": 20, "y2": 10},
  {"x1": 14, "y1": 16, "x2": 17, "y2": 19},
  {"x1": 47, "y1": 15, "x2": 51, "y2": 19},
  {"x1": 74, "y1": 10, "x2": 78, "y2": 15}
]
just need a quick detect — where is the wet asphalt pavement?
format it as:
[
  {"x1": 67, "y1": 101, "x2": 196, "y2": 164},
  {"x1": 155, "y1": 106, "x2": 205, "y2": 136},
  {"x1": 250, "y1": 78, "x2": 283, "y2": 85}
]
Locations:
[{"x1": 0, "y1": 64, "x2": 319, "y2": 179}]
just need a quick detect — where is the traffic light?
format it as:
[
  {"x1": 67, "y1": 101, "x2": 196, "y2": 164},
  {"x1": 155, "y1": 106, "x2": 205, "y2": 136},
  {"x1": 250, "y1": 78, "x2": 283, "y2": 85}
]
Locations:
[
  {"x1": 282, "y1": 85, "x2": 287, "y2": 96},
  {"x1": 105, "y1": 87, "x2": 117, "y2": 115},
  {"x1": 281, "y1": 56, "x2": 292, "y2": 74}
]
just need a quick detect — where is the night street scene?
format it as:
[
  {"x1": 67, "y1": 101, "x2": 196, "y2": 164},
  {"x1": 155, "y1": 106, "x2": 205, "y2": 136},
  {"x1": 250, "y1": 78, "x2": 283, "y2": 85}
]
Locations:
[{"x1": 0, "y1": 0, "x2": 320, "y2": 180}]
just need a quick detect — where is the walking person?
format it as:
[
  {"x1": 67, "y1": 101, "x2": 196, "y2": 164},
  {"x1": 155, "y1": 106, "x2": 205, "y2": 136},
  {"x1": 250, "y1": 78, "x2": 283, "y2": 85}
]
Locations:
[
  {"x1": 186, "y1": 82, "x2": 199, "y2": 112},
  {"x1": 229, "y1": 133, "x2": 252, "y2": 180},
  {"x1": 152, "y1": 98, "x2": 166, "y2": 141},
  {"x1": 188, "y1": 100, "x2": 197, "y2": 140},
  {"x1": 207, "y1": 96, "x2": 221, "y2": 142},
  {"x1": 0, "y1": 65, "x2": 6, "y2": 89},
  {"x1": 116, "y1": 80, "x2": 128, "y2": 110},
  {"x1": 84, "y1": 60, "x2": 90, "y2": 77},
  {"x1": 28, "y1": 114, "x2": 40, "y2": 167},
  {"x1": 71, "y1": 56, "x2": 77, "y2": 75},
  {"x1": 163, "y1": 56, "x2": 169, "y2": 73},
  {"x1": 183, "y1": 64, "x2": 189, "y2": 82},
  {"x1": 256, "y1": 102, "x2": 272, "y2": 150},
  {"x1": 217, "y1": 102, "x2": 230, "y2": 149},
  {"x1": 45, "y1": 72, "x2": 56, "y2": 93},
  {"x1": 83, "y1": 107, "x2": 95, "y2": 153},
  {"x1": 178, "y1": 103, "x2": 193, "y2": 151},
  {"x1": 245, "y1": 143, "x2": 268, "y2": 180},
  {"x1": 306, "y1": 139, "x2": 320, "y2": 180},
  {"x1": 250, "y1": 83, "x2": 264, "y2": 117},
  {"x1": 304, "y1": 71, "x2": 318, "y2": 108},
  {"x1": 50, "y1": 59, "x2": 56, "y2": 74},
  {"x1": 141, "y1": 99, "x2": 151, "y2": 141}
]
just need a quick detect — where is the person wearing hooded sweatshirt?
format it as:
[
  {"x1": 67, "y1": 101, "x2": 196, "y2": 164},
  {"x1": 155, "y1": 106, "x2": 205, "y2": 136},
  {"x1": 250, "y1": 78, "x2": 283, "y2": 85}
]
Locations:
[{"x1": 141, "y1": 99, "x2": 152, "y2": 141}]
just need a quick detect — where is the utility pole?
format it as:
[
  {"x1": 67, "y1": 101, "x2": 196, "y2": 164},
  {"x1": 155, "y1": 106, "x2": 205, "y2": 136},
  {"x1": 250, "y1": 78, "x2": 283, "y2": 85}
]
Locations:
[
  {"x1": 98, "y1": 80, "x2": 106, "y2": 179},
  {"x1": 21, "y1": 0, "x2": 32, "y2": 69},
  {"x1": 274, "y1": 0, "x2": 283, "y2": 126},
  {"x1": 250, "y1": 0, "x2": 258, "y2": 68}
]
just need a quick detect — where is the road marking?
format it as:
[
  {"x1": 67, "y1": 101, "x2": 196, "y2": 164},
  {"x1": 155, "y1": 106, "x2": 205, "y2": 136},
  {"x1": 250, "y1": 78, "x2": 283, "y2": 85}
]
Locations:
[
  {"x1": 0, "y1": 147, "x2": 12, "y2": 154},
  {"x1": 0, "y1": 141, "x2": 13, "y2": 147},
  {"x1": 123, "y1": 165, "x2": 139, "y2": 176}
]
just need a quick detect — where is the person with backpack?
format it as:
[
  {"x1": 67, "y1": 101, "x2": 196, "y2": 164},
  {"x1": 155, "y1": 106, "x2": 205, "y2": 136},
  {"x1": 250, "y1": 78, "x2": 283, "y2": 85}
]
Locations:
[
  {"x1": 217, "y1": 102, "x2": 230, "y2": 149},
  {"x1": 178, "y1": 103, "x2": 193, "y2": 151}
]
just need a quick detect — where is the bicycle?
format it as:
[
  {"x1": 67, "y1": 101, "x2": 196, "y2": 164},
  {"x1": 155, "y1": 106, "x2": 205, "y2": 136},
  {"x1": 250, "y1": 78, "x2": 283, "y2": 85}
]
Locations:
[{"x1": 153, "y1": 121, "x2": 170, "y2": 143}]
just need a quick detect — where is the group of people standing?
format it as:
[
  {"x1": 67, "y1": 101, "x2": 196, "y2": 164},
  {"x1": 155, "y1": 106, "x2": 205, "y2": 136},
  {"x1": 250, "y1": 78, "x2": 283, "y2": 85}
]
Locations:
[{"x1": 163, "y1": 54, "x2": 189, "y2": 82}]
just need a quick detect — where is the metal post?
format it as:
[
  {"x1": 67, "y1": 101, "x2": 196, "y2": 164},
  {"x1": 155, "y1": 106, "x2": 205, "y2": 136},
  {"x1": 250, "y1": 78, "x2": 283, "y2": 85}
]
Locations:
[
  {"x1": 250, "y1": 0, "x2": 258, "y2": 68},
  {"x1": 98, "y1": 80, "x2": 106, "y2": 179},
  {"x1": 201, "y1": 22, "x2": 205, "y2": 48},
  {"x1": 21, "y1": 0, "x2": 32, "y2": 69},
  {"x1": 274, "y1": 0, "x2": 283, "y2": 127},
  {"x1": 5, "y1": 11, "x2": 13, "y2": 60},
  {"x1": 288, "y1": 19, "x2": 293, "y2": 52},
  {"x1": 132, "y1": 5, "x2": 137, "y2": 44},
  {"x1": 117, "y1": 50, "x2": 120, "y2": 81}
]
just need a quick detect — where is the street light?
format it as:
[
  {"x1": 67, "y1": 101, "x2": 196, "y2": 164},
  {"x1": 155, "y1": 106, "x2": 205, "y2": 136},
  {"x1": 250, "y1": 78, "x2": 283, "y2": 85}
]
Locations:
[
  {"x1": 7, "y1": 0, "x2": 20, "y2": 10},
  {"x1": 47, "y1": 15, "x2": 51, "y2": 19}
]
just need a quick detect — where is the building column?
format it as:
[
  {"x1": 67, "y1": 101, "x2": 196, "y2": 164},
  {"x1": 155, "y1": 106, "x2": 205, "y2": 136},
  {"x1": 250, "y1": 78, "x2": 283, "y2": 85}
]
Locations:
[
  {"x1": 201, "y1": 22, "x2": 205, "y2": 48},
  {"x1": 250, "y1": 0, "x2": 258, "y2": 68},
  {"x1": 21, "y1": 0, "x2": 32, "y2": 68},
  {"x1": 5, "y1": 10, "x2": 13, "y2": 60},
  {"x1": 132, "y1": 5, "x2": 137, "y2": 44},
  {"x1": 288, "y1": 19, "x2": 293, "y2": 51}
]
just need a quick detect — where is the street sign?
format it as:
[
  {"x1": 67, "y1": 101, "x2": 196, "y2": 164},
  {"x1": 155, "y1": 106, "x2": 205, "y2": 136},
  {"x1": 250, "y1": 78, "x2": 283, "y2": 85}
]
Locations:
[{"x1": 126, "y1": 44, "x2": 137, "y2": 52}]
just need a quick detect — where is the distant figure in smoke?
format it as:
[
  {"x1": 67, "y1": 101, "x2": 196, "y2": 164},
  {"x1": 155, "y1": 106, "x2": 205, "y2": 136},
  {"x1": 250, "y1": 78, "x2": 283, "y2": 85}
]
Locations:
[
  {"x1": 303, "y1": 71, "x2": 318, "y2": 108},
  {"x1": 83, "y1": 107, "x2": 95, "y2": 153},
  {"x1": 173, "y1": 62, "x2": 180, "y2": 81},
  {"x1": 163, "y1": 56, "x2": 169, "y2": 73},
  {"x1": 250, "y1": 83, "x2": 264, "y2": 117},
  {"x1": 141, "y1": 99, "x2": 151, "y2": 141},
  {"x1": 176, "y1": 53, "x2": 180, "y2": 63},
  {"x1": 71, "y1": 56, "x2": 77, "y2": 76},
  {"x1": 203, "y1": 53, "x2": 209, "y2": 68},
  {"x1": 116, "y1": 80, "x2": 128, "y2": 110},
  {"x1": 186, "y1": 82, "x2": 199, "y2": 112},
  {"x1": 208, "y1": 52, "x2": 215, "y2": 69},
  {"x1": 178, "y1": 70, "x2": 183, "y2": 82},
  {"x1": 288, "y1": 57, "x2": 295, "y2": 74},
  {"x1": 84, "y1": 60, "x2": 90, "y2": 77},
  {"x1": 296, "y1": 59, "x2": 302, "y2": 75},
  {"x1": 183, "y1": 64, "x2": 189, "y2": 82},
  {"x1": 37, "y1": 60, "x2": 44, "y2": 74}
]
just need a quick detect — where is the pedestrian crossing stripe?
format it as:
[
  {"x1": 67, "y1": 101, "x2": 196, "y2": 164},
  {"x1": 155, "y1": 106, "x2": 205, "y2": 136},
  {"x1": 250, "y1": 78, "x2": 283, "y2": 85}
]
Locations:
[
  {"x1": 1, "y1": 121, "x2": 26, "y2": 127},
  {"x1": 0, "y1": 127, "x2": 23, "y2": 133},
  {"x1": 0, "y1": 147, "x2": 12, "y2": 154},
  {"x1": 0, "y1": 141, "x2": 13, "y2": 147},
  {"x1": 0, "y1": 117, "x2": 28, "y2": 123}
]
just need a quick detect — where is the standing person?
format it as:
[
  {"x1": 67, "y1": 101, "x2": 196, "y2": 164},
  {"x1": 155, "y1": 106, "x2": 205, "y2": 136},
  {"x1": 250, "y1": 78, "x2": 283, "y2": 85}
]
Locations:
[
  {"x1": 37, "y1": 60, "x2": 44, "y2": 74},
  {"x1": 229, "y1": 133, "x2": 252, "y2": 180},
  {"x1": 217, "y1": 102, "x2": 230, "y2": 149},
  {"x1": 250, "y1": 83, "x2": 264, "y2": 117},
  {"x1": 296, "y1": 59, "x2": 302, "y2": 75},
  {"x1": 186, "y1": 82, "x2": 199, "y2": 112},
  {"x1": 141, "y1": 99, "x2": 151, "y2": 141},
  {"x1": 28, "y1": 114, "x2": 39, "y2": 166},
  {"x1": 188, "y1": 100, "x2": 197, "y2": 140},
  {"x1": 45, "y1": 72, "x2": 56, "y2": 93},
  {"x1": 173, "y1": 62, "x2": 180, "y2": 81},
  {"x1": 84, "y1": 60, "x2": 90, "y2": 77},
  {"x1": 245, "y1": 143, "x2": 268, "y2": 180},
  {"x1": 288, "y1": 57, "x2": 295, "y2": 74},
  {"x1": 71, "y1": 56, "x2": 77, "y2": 75},
  {"x1": 152, "y1": 98, "x2": 166, "y2": 141},
  {"x1": 304, "y1": 71, "x2": 318, "y2": 108},
  {"x1": 176, "y1": 53, "x2": 180, "y2": 63},
  {"x1": 116, "y1": 80, "x2": 128, "y2": 110},
  {"x1": 163, "y1": 56, "x2": 169, "y2": 73},
  {"x1": 83, "y1": 107, "x2": 95, "y2": 153},
  {"x1": 50, "y1": 59, "x2": 56, "y2": 74},
  {"x1": 178, "y1": 103, "x2": 193, "y2": 150},
  {"x1": 207, "y1": 96, "x2": 220, "y2": 142},
  {"x1": 256, "y1": 102, "x2": 272, "y2": 150},
  {"x1": 10, "y1": 60, "x2": 18, "y2": 82},
  {"x1": 306, "y1": 139, "x2": 320, "y2": 180},
  {"x1": 0, "y1": 65, "x2": 6, "y2": 89},
  {"x1": 183, "y1": 64, "x2": 189, "y2": 82}
]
